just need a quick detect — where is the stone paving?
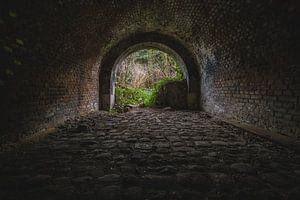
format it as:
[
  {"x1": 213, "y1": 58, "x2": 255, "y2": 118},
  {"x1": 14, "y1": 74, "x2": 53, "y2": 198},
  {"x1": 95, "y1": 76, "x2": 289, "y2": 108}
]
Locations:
[{"x1": 0, "y1": 108, "x2": 299, "y2": 200}]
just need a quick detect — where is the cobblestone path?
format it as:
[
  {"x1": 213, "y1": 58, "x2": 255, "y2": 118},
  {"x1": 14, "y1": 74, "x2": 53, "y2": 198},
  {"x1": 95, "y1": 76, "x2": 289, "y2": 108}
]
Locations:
[{"x1": 0, "y1": 109, "x2": 299, "y2": 200}]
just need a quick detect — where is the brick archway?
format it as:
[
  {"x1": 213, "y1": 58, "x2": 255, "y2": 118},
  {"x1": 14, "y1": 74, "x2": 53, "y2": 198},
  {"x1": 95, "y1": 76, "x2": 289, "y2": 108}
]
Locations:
[{"x1": 99, "y1": 32, "x2": 201, "y2": 110}]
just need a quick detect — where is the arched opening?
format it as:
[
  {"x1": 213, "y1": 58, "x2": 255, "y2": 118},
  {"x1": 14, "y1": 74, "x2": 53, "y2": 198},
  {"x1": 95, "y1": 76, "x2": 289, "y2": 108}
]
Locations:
[
  {"x1": 99, "y1": 32, "x2": 200, "y2": 111},
  {"x1": 111, "y1": 45, "x2": 188, "y2": 110}
]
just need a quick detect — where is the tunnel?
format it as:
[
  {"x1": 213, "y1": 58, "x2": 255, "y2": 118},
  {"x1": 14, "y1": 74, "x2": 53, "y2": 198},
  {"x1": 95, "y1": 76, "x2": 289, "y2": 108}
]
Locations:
[
  {"x1": 0, "y1": 0, "x2": 299, "y2": 199},
  {"x1": 99, "y1": 32, "x2": 200, "y2": 110}
]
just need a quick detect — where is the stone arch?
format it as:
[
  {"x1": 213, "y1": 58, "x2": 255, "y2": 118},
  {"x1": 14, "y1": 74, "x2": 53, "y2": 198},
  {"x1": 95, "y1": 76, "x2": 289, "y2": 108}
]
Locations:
[{"x1": 99, "y1": 32, "x2": 200, "y2": 110}]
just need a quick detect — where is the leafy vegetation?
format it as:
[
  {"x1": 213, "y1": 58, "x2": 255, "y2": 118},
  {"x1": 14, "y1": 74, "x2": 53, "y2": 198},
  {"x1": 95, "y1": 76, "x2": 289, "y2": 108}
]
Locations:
[
  {"x1": 115, "y1": 87, "x2": 152, "y2": 107},
  {"x1": 113, "y1": 49, "x2": 184, "y2": 111}
]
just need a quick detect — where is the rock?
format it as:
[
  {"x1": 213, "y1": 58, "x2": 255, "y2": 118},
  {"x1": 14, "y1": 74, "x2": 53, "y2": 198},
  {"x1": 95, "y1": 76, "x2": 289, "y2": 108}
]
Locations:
[
  {"x1": 234, "y1": 188, "x2": 254, "y2": 200},
  {"x1": 52, "y1": 144, "x2": 69, "y2": 150},
  {"x1": 155, "y1": 80, "x2": 188, "y2": 109},
  {"x1": 102, "y1": 143, "x2": 117, "y2": 149},
  {"x1": 134, "y1": 143, "x2": 152, "y2": 150},
  {"x1": 211, "y1": 141, "x2": 227, "y2": 146},
  {"x1": 186, "y1": 165, "x2": 205, "y2": 171},
  {"x1": 26, "y1": 175, "x2": 52, "y2": 186},
  {"x1": 143, "y1": 175, "x2": 174, "y2": 189},
  {"x1": 230, "y1": 163, "x2": 254, "y2": 173},
  {"x1": 195, "y1": 141, "x2": 210, "y2": 147},
  {"x1": 173, "y1": 142, "x2": 184, "y2": 147},
  {"x1": 123, "y1": 186, "x2": 143, "y2": 200},
  {"x1": 80, "y1": 140, "x2": 98, "y2": 146},
  {"x1": 53, "y1": 177, "x2": 71, "y2": 185},
  {"x1": 253, "y1": 189, "x2": 282, "y2": 200},
  {"x1": 156, "y1": 147, "x2": 170, "y2": 153},
  {"x1": 234, "y1": 188, "x2": 282, "y2": 200},
  {"x1": 287, "y1": 187, "x2": 300, "y2": 200},
  {"x1": 95, "y1": 153, "x2": 112, "y2": 160},
  {"x1": 76, "y1": 124, "x2": 89, "y2": 132},
  {"x1": 155, "y1": 142, "x2": 170, "y2": 148},
  {"x1": 209, "y1": 173, "x2": 233, "y2": 185},
  {"x1": 98, "y1": 174, "x2": 120, "y2": 183},
  {"x1": 208, "y1": 152, "x2": 217, "y2": 157},
  {"x1": 159, "y1": 166, "x2": 177, "y2": 175},
  {"x1": 131, "y1": 153, "x2": 145, "y2": 161},
  {"x1": 238, "y1": 176, "x2": 267, "y2": 189},
  {"x1": 261, "y1": 173, "x2": 293, "y2": 187},
  {"x1": 163, "y1": 107, "x2": 172, "y2": 111},
  {"x1": 182, "y1": 189, "x2": 204, "y2": 200},
  {"x1": 120, "y1": 165, "x2": 136, "y2": 174},
  {"x1": 97, "y1": 185, "x2": 121, "y2": 200},
  {"x1": 125, "y1": 138, "x2": 137, "y2": 143},
  {"x1": 294, "y1": 170, "x2": 300, "y2": 175},
  {"x1": 72, "y1": 176, "x2": 93, "y2": 183},
  {"x1": 148, "y1": 153, "x2": 164, "y2": 160},
  {"x1": 0, "y1": 108, "x2": 298, "y2": 200},
  {"x1": 176, "y1": 172, "x2": 212, "y2": 190},
  {"x1": 122, "y1": 175, "x2": 140, "y2": 185},
  {"x1": 147, "y1": 190, "x2": 167, "y2": 199},
  {"x1": 32, "y1": 185, "x2": 75, "y2": 196},
  {"x1": 0, "y1": 175, "x2": 29, "y2": 188}
]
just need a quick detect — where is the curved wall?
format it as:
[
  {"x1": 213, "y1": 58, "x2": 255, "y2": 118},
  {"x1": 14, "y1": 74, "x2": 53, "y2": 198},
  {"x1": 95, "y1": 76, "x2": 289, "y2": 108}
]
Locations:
[
  {"x1": 0, "y1": 0, "x2": 299, "y2": 144},
  {"x1": 99, "y1": 32, "x2": 200, "y2": 110}
]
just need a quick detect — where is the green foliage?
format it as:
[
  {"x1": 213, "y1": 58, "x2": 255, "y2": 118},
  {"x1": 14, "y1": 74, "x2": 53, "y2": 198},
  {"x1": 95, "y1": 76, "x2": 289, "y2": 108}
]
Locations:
[
  {"x1": 114, "y1": 48, "x2": 185, "y2": 111},
  {"x1": 4, "y1": 46, "x2": 13, "y2": 53},
  {"x1": 134, "y1": 49, "x2": 149, "y2": 64},
  {"x1": 174, "y1": 63, "x2": 184, "y2": 80},
  {"x1": 116, "y1": 49, "x2": 183, "y2": 89},
  {"x1": 14, "y1": 59, "x2": 22, "y2": 65},
  {"x1": 9, "y1": 11, "x2": 17, "y2": 18},
  {"x1": 115, "y1": 86, "x2": 152, "y2": 107},
  {"x1": 16, "y1": 39, "x2": 24, "y2": 46},
  {"x1": 114, "y1": 74, "x2": 184, "y2": 111},
  {"x1": 5, "y1": 69, "x2": 14, "y2": 76}
]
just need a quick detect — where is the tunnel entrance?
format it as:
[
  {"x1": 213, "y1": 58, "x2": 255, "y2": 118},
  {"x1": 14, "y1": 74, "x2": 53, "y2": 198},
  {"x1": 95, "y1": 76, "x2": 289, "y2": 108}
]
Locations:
[
  {"x1": 99, "y1": 32, "x2": 201, "y2": 111},
  {"x1": 112, "y1": 48, "x2": 187, "y2": 111}
]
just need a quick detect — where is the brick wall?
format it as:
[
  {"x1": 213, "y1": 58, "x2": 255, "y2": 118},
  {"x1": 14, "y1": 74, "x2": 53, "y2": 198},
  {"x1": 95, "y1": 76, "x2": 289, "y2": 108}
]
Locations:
[
  {"x1": 201, "y1": 62, "x2": 299, "y2": 138},
  {"x1": 0, "y1": 1, "x2": 100, "y2": 143},
  {"x1": 0, "y1": 0, "x2": 299, "y2": 144},
  {"x1": 197, "y1": 1, "x2": 299, "y2": 138}
]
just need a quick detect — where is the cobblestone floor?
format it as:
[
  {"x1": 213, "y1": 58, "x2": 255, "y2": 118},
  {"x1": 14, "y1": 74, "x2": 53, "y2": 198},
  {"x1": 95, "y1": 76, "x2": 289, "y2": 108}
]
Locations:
[{"x1": 0, "y1": 108, "x2": 299, "y2": 200}]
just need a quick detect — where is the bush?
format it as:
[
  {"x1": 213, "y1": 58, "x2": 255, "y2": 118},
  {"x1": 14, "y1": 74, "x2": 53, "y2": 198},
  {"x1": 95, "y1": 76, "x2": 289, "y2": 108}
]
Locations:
[{"x1": 115, "y1": 86, "x2": 153, "y2": 107}]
